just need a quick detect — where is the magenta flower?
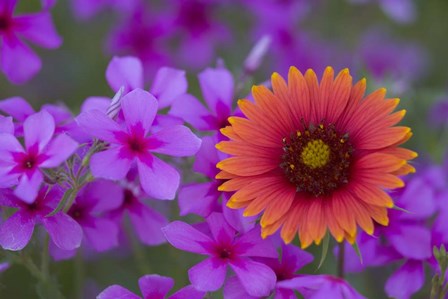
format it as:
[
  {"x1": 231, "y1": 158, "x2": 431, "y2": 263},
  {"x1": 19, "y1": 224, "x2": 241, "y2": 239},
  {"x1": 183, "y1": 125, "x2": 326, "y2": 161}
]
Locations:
[
  {"x1": 105, "y1": 56, "x2": 188, "y2": 125},
  {"x1": 107, "y1": 7, "x2": 171, "y2": 77},
  {"x1": 429, "y1": 97, "x2": 448, "y2": 128},
  {"x1": 277, "y1": 275, "x2": 367, "y2": 299},
  {"x1": 98, "y1": 274, "x2": 205, "y2": 299},
  {"x1": 0, "y1": 0, "x2": 62, "y2": 84},
  {"x1": 167, "y1": 0, "x2": 232, "y2": 69},
  {"x1": 70, "y1": 0, "x2": 140, "y2": 20},
  {"x1": 178, "y1": 135, "x2": 222, "y2": 217},
  {"x1": 224, "y1": 243, "x2": 314, "y2": 299},
  {"x1": 162, "y1": 213, "x2": 277, "y2": 297},
  {"x1": 358, "y1": 29, "x2": 427, "y2": 90},
  {"x1": 67, "y1": 180, "x2": 123, "y2": 252},
  {"x1": 107, "y1": 186, "x2": 168, "y2": 246},
  {"x1": 0, "y1": 110, "x2": 78, "y2": 203},
  {"x1": 170, "y1": 66, "x2": 237, "y2": 136},
  {"x1": 77, "y1": 88, "x2": 201, "y2": 200},
  {"x1": 0, "y1": 187, "x2": 82, "y2": 251},
  {"x1": 348, "y1": 0, "x2": 416, "y2": 23},
  {"x1": 82, "y1": 56, "x2": 186, "y2": 132},
  {"x1": 178, "y1": 135, "x2": 255, "y2": 233},
  {"x1": 0, "y1": 97, "x2": 76, "y2": 136}
]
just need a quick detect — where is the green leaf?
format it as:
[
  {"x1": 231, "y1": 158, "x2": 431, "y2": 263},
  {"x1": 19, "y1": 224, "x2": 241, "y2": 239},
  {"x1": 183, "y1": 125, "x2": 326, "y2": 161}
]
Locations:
[
  {"x1": 434, "y1": 245, "x2": 441, "y2": 261},
  {"x1": 46, "y1": 189, "x2": 73, "y2": 217},
  {"x1": 352, "y1": 241, "x2": 363, "y2": 264},
  {"x1": 317, "y1": 232, "x2": 330, "y2": 270}
]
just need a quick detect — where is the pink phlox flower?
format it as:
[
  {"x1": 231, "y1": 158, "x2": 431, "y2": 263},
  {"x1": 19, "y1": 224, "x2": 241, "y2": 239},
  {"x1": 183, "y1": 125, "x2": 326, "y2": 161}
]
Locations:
[
  {"x1": 97, "y1": 274, "x2": 205, "y2": 299},
  {"x1": 0, "y1": 110, "x2": 78, "y2": 203},
  {"x1": 0, "y1": 0, "x2": 62, "y2": 83},
  {"x1": 0, "y1": 187, "x2": 82, "y2": 251},
  {"x1": 162, "y1": 213, "x2": 277, "y2": 297},
  {"x1": 77, "y1": 88, "x2": 201, "y2": 200}
]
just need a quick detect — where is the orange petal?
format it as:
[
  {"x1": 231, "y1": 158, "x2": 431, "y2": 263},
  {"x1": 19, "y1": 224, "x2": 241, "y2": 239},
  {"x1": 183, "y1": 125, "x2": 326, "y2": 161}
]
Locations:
[
  {"x1": 350, "y1": 182, "x2": 394, "y2": 208},
  {"x1": 318, "y1": 66, "x2": 335, "y2": 118},
  {"x1": 220, "y1": 126, "x2": 242, "y2": 141},
  {"x1": 216, "y1": 170, "x2": 237, "y2": 180},
  {"x1": 304, "y1": 69, "x2": 321, "y2": 123},
  {"x1": 345, "y1": 194, "x2": 374, "y2": 235},
  {"x1": 305, "y1": 199, "x2": 327, "y2": 245},
  {"x1": 281, "y1": 202, "x2": 303, "y2": 243},
  {"x1": 356, "y1": 153, "x2": 406, "y2": 173},
  {"x1": 219, "y1": 176, "x2": 255, "y2": 191},
  {"x1": 392, "y1": 163, "x2": 416, "y2": 176},
  {"x1": 332, "y1": 192, "x2": 357, "y2": 237},
  {"x1": 287, "y1": 66, "x2": 311, "y2": 127},
  {"x1": 380, "y1": 147, "x2": 418, "y2": 161},
  {"x1": 260, "y1": 187, "x2": 296, "y2": 227},
  {"x1": 325, "y1": 204, "x2": 345, "y2": 242},
  {"x1": 228, "y1": 116, "x2": 281, "y2": 148},
  {"x1": 217, "y1": 155, "x2": 279, "y2": 176},
  {"x1": 326, "y1": 68, "x2": 352, "y2": 123},
  {"x1": 356, "y1": 126, "x2": 412, "y2": 150},
  {"x1": 262, "y1": 219, "x2": 284, "y2": 239},
  {"x1": 337, "y1": 78, "x2": 366, "y2": 130},
  {"x1": 365, "y1": 204, "x2": 389, "y2": 226},
  {"x1": 358, "y1": 172, "x2": 404, "y2": 189},
  {"x1": 216, "y1": 139, "x2": 282, "y2": 158}
]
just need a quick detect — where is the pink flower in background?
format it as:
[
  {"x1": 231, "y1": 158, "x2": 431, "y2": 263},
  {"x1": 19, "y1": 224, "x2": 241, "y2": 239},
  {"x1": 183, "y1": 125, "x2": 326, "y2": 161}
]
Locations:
[
  {"x1": 0, "y1": 97, "x2": 75, "y2": 136},
  {"x1": 0, "y1": 110, "x2": 78, "y2": 203},
  {"x1": 0, "y1": 187, "x2": 82, "y2": 251},
  {"x1": 70, "y1": 0, "x2": 140, "y2": 20},
  {"x1": 167, "y1": 0, "x2": 232, "y2": 69},
  {"x1": 224, "y1": 243, "x2": 314, "y2": 299},
  {"x1": 358, "y1": 28, "x2": 427, "y2": 91},
  {"x1": 77, "y1": 88, "x2": 201, "y2": 200},
  {"x1": 98, "y1": 274, "x2": 205, "y2": 299},
  {"x1": 170, "y1": 66, "x2": 238, "y2": 137},
  {"x1": 107, "y1": 185, "x2": 168, "y2": 246},
  {"x1": 278, "y1": 274, "x2": 367, "y2": 299},
  {"x1": 163, "y1": 213, "x2": 277, "y2": 296},
  {"x1": 67, "y1": 180, "x2": 123, "y2": 252},
  {"x1": 0, "y1": 0, "x2": 62, "y2": 84},
  {"x1": 107, "y1": 7, "x2": 171, "y2": 78},
  {"x1": 177, "y1": 135, "x2": 256, "y2": 234},
  {"x1": 348, "y1": 0, "x2": 416, "y2": 24}
]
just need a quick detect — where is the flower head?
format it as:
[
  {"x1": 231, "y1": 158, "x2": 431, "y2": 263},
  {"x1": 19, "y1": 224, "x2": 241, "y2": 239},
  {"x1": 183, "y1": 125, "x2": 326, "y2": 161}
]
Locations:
[
  {"x1": 224, "y1": 243, "x2": 314, "y2": 299},
  {"x1": 217, "y1": 67, "x2": 416, "y2": 247},
  {"x1": 170, "y1": 66, "x2": 237, "y2": 137},
  {"x1": 107, "y1": 185, "x2": 168, "y2": 246},
  {"x1": 77, "y1": 88, "x2": 201, "y2": 200},
  {"x1": 0, "y1": 110, "x2": 78, "y2": 203},
  {"x1": 0, "y1": 0, "x2": 62, "y2": 83},
  {"x1": 277, "y1": 274, "x2": 367, "y2": 299},
  {"x1": 162, "y1": 213, "x2": 277, "y2": 297},
  {"x1": 97, "y1": 274, "x2": 205, "y2": 299},
  {"x1": 0, "y1": 187, "x2": 82, "y2": 251}
]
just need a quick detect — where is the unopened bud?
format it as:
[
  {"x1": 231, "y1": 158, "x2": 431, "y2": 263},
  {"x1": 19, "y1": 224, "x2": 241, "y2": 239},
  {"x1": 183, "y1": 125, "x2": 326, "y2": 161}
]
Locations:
[
  {"x1": 244, "y1": 35, "x2": 271, "y2": 74},
  {"x1": 107, "y1": 86, "x2": 124, "y2": 119}
]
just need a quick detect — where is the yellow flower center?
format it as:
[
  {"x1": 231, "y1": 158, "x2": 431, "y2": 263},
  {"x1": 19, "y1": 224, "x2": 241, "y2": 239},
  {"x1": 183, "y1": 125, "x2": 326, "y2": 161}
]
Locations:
[
  {"x1": 301, "y1": 139, "x2": 330, "y2": 169},
  {"x1": 280, "y1": 122, "x2": 353, "y2": 197}
]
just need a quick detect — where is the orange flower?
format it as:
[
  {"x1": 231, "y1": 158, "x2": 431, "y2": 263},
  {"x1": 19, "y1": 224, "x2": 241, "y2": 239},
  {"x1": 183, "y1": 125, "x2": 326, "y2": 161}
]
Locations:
[{"x1": 216, "y1": 67, "x2": 416, "y2": 248}]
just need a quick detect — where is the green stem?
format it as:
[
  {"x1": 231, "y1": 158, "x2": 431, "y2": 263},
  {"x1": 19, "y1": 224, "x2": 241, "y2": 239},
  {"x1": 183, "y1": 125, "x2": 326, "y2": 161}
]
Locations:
[
  {"x1": 7, "y1": 252, "x2": 66, "y2": 299},
  {"x1": 337, "y1": 242, "x2": 345, "y2": 279},
  {"x1": 440, "y1": 282, "x2": 448, "y2": 299},
  {"x1": 41, "y1": 234, "x2": 50, "y2": 279},
  {"x1": 126, "y1": 223, "x2": 151, "y2": 275},
  {"x1": 74, "y1": 250, "x2": 84, "y2": 299}
]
